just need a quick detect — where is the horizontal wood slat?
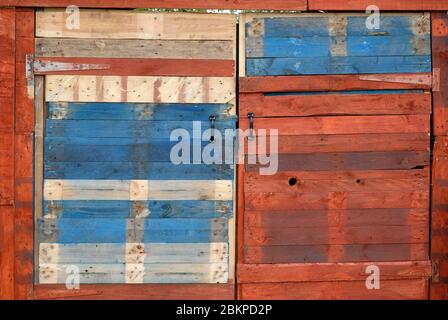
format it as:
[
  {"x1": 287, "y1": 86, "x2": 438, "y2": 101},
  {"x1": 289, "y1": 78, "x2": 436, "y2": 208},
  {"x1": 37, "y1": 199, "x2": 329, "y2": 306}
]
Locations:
[
  {"x1": 240, "y1": 92, "x2": 431, "y2": 117},
  {"x1": 238, "y1": 261, "x2": 432, "y2": 283},
  {"x1": 34, "y1": 58, "x2": 235, "y2": 77},
  {"x1": 8, "y1": 0, "x2": 308, "y2": 10},
  {"x1": 240, "y1": 280, "x2": 428, "y2": 300},
  {"x1": 34, "y1": 284, "x2": 235, "y2": 300},
  {"x1": 239, "y1": 74, "x2": 433, "y2": 93},
  {"x1": 45, "y1": 75, "x2": 235, "y2": 103},
  {"x1": 309, "y1": 0, "x2": 448, "y2": 10},
  {"x1": 36, "y1": 9, "x2": 236, "y2": 40},
  {"x1": 35, "y1": 38, "x2": 234, "y2": 60}
]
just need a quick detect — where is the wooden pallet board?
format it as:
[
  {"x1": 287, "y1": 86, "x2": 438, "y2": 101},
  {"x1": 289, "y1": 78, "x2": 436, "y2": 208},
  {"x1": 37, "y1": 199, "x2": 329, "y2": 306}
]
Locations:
[{"x1": 243, "y1": 13, "x2": 431, "y2": 76}]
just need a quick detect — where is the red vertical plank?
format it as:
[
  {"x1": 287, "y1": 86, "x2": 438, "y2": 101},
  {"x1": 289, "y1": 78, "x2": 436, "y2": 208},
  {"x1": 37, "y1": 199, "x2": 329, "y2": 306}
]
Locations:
[
  {"x1": 0, "y1": 207, "x2": 15, "y2": 299},
  {"x1": 0, "y1": 8, "x2": 15, "y2": 206},
  {"x1": 431, "y1": 137, "x2": 448, "y2": 299},
  {"x1": 14, "y1": 8, "x2": 35, "y2": 300},
  {"x1": 432, "y1": 12, "x2": 448, "y2": 136}
]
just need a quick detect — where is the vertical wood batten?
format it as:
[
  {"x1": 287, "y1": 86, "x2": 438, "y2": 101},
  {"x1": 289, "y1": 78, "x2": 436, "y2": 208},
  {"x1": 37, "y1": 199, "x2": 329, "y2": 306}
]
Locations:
[{"x1": 14, "y1": 8, "x2": 35, "y2": 300}]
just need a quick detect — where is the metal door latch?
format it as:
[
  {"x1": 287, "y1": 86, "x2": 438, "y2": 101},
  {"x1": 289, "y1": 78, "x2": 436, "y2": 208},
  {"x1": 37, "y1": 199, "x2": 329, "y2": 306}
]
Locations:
[{"x1": 248, "y1": 112, "x2": 255, "y2": 140}]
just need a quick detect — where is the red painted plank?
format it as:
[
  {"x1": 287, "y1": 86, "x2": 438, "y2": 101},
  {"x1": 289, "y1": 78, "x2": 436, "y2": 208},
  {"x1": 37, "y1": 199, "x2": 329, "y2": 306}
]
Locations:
[
  {"x1": 238, "y1": 262, "x2": 432, "y2": 283},
  {"x1": 240, "y1": 280, "x2": 429, "y2": 300},
  {"x1": 239, "y1": 115, "x2": 430, "y2": 136},
  {"x1": 240, "y1": 93, "x2": 431, "y2": 117},
  {"x1": 244, "y1": 244, "x2": 429, "y2": 264},
  {"x1": 0, "y1": 8, "x2": 15, "y2": 207},
  {"x1": 4, "y1": 0, "x2": 307, "y2": 10},
  {"x1": 244, "y1": 133, "x2": 430, "y2": 154},
  {"x1": 34, "y1": 57, "x2": 235, "y2": 77},
  {"x1": 309, "y1": 0, "x2": 448, "y2": 10},
  {"x1": 432, "y1": 12, "x2": 448, "y2": 136},
  {"x1": 33, "y1": 284, "x2": 235, "y2": 300},
  {"x1": 239, "y1": 74, "x2": 433, "y2": 93},
  {"x1": 245, "y1": 191, "x2": 429, "y2": 211},
  {"x1": 0, "y1": 206, "x2": 15, "y2": 300},
  {"x1": 15, "y1": 8, "x2": 34, "y2": 134},
  {"x1": 431, "y1": 136, "x2": 448, "y2": 300}
]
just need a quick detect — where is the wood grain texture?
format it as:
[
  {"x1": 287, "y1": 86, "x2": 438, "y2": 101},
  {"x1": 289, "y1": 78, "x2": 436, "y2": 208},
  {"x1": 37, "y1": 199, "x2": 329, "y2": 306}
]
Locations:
[
  {"x1": 8, "y1": 0, "x2": 307, "y2": 10},
  {"x1": 35, "y1": 38, "x2": 234, "y2": 60},
  {"x1": 36, "y1": 9, "x2": 236, "y2": 40},
  {"x1": 240, "y1": 92, "x2": 431, "y2": 117},
  {"x1": 240, "y1": 280, "x2": 428, "y2": 300},
  {"x1": 45, "y1": 75, "x2": 235, "y2": 103},
  {"x1": 244, "y1": 244, "x2": 429, "y2": 264},
  {"x1": 239, "y1": 115, "x2": 430, "y2": 135},
  {"x1": 432, "y1": 12, "x2": 448, "y2": 135},
  {"x1": 239, "y1": 74, "x2": 433, "y2": 93},
  {"x1": 34, "y1": 284, "x2": 235, "y2": 300},
  {"x1": 238, "y1": 261, "x2": 432, "y2": 283},
  {"x1": 309, "y1": 0, "x2": 448, "y2": 10},
  {"x1": 34, "y1": 57, "x2": 235, "y2": 77},
  {"x1": 0, "y1": 8, "x2": 15, "y2": 206},
  {"x1": 431, "y1": 137, "x2": 448, "y2": 299},
  {"x1": 244, "y1": 133, "x2": 430, "y2": 154},
  {"x1": 0, "y1": 207, "x2": 15, "y2": 299},
  {"x1": 14, "y1": 8, "x2": 34, "y2": 300}
]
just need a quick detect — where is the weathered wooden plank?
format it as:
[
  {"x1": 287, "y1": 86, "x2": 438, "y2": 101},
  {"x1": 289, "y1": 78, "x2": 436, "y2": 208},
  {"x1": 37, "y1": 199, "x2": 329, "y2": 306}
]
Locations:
[
  {"x1": 44, "y1": 162, "x2": 234, "y2": 180},
  {"x1": 44, "y1": 139, "x2": 233, "y2": 163},
  {"x1": 45, "y1": 119, "x2": 236, "y2": 138},
  {"x1": 5, "y1": 0, "x2": 308, "y2": 10},
  {"x1": 43, "y1": 200, "x2": 232, "y2": 219},
  {"x1": 432, "y1": 12, "x2": 448, "y2": 135},
  {"x1": 0, "y1": 8, "x2": 15, "y2": 207},
  {"x1": 0, "y1": 206, "x2": 15, "y2": 299},
  {"x1": 244, "y1": 244, "x2": 429, "y2": 264},
  {"x1": 35, "y1": 38, "x2": 234, "y2": 60},
  {"x1": 39, "y1": 243, "x2": 228, "y2": 264},
  {"x1": 240, "y1": 115, "x2": 430, "y2": 135},
  {"x1": 239, "y1": 74, "x2": 433, "y2": 93},
  {"x1": 34, "y1": 58, "x2": 235, "y2": 77},
  {"x1": 431, "y1": 136, "x2": 448, "y2": 299},
  {"x1": 245, "y1": 223, "x2": 428, "y2": 246},
  {"x1": 39, "y1": 263, "x2": 228, "y2": 284},
  {"x1": 246, "y1": 56, "x2": 432, "y2": 76},
  {"x1": 33, "y1": 284, "x2": 235, "y2": 300},
  {"x1": 245, "y1": 192, "x2": 429, "y2": 211},
  {"x1": 240, "y1": 92, "x2": 431, "y2": 117},
  {"x1": 238, "y1": 261, "x2": 431, "y2": 283},
  {"x1": 244, "y1": 133, "x2": 430, "y2": 154},
  {"x1": 38, "y1": 218, "x2": 228, "y2": 243},
  {"x1": 240, "y1": 280, "x2": 428, "y2": 300},
  {"x1": 309, "y1": 0, "x2": 448, "y2": 10},
  {"x1": 245, "y1": 170, "x2": 429, "y2": 193},
  {"x1": 44, "y1": 180, "x2": 233, "y2": 201},
  {"x1": 36, "y1": 9, "x2": 236, "y2": 40},
  {"x1": 246, "y1": 151, "x2": 429, "y2": 172},
  {"x1": 47, "y1": 102, "x2": 236, "y2": 120},
  {"x1": 45, "y1": 76, "x2": 235, "y2": 103}
]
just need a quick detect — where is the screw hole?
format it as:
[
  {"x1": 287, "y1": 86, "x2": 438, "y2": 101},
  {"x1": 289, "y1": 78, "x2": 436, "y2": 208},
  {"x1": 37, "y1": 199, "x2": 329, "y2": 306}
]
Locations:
[
  {"x1": 288, "y1": 177, "x2": 297, "y2": 186},
  {"x1": 356, "y1": 179, "x2": 361, "y2": 184},
  {"x1": 209, "y1": 136, "x2": 215, "y2": 143}
]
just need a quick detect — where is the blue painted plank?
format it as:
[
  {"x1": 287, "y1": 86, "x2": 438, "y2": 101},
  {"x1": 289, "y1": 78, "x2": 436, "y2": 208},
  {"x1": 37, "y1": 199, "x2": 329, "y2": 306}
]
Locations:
[
  {"x1": 246, "y1": 56, "x2": 431, "y2": 76},
  {"x1": 45, "y1": 119, "x2": 237, "y2": 138},
  {"x1": 45, "y1": 138, "x2": 234, "y2": 163},
  {"x1": 38, "y1": 218, "x2": 228, "y2": 243},
  {"x1": 44, "y1": 162, "x2": 235, "y2": 180},
  {"x1": 44, "y1": 162, "x2": 234, "y2": 180},
  {"x1": 48, "y1": 102, "x2": 236, "y2": 121},
  {"x1": 43, "y1": 200, "x2": 233, "y2": 219},
  {"x1": 246, "y1": 35, "x2": 429, "y2": 58},
  {"x1": 261, "y1": 17, "x2": 330, "y2": 37},
  {"x1": 260, "y1": 15, "x2": 425, "y2": 38}
]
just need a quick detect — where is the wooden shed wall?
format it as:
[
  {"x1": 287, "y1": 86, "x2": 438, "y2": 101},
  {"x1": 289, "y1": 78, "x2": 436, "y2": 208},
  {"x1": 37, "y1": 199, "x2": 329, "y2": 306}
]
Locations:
[{"x1": 1, "y1": 3, "x2": 448, "y2": 300}]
